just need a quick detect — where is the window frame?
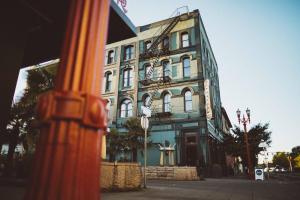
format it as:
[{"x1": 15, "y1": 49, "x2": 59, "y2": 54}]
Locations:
[
  {"x1": 183, "y1": 57, "x2": 191, "y2": 78},
  {"x1": 143, "y1": 94, "x2": 151, "y2": 108},
  {"x1": 123, "y1": 68, "x2": 133, "y2": 88},
  {"x1": 162, "y1": 60, "x2": 170, "y2": 77},
  {"x1": 184, "y1": 90, "x2": 192, "y2": 112},
  {"x1": 120, "y1": 99, "x2": 133, "y2": 118},
  {"x1": 163, "y1": 93, "x2": 171, "y2": 112},
  {"x1": 105, "y1": 71, "x2": 112, "y2": 92},
  {"x1": 145, "y1": 64, "x2": 153, "y2": 80},
  {"x1": 145, "y1": 40, "x2": 152, "y2": 50},
  {"x1": 162, "y1": 36, "x2": 169, "y2": 49},
  {"x1": 124, "y1": 45, "x2": 134, "y2": 60},
  {"x1": 181, "y1": 32, "x2": 189, "y2": 48},
  {"x1": 107, "y1": 50, "x2": 114, "y2": 64}
]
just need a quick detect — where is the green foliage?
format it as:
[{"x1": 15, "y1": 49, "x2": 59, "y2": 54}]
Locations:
[
  {"x1": 291, "y1": 146, "x2": 300, "y2": 155},
  {"x1": 272, "y1": 152, "x2": 290, "y2": 168},
  {"x1": 106, "y1": 118, "x2": 152, "y2": 162},
  {"x1": 293, "y1": 155, "x2": 300, "y2": 169},
  {"x1": 18, "y1": 67, "x2": 56, "y2": 152},
  {"x1": 224, "y1": 123, "x2": 272, "y2": 168},
  {"x1": 123, "y1": 117, "x2": 151, "y2": 162},
  {"x1": 106, "y1": 128, "x2": 127, "y2": 162},
  {"x1": 6, "y1": 66, "x2": 56, "y2": 155}
]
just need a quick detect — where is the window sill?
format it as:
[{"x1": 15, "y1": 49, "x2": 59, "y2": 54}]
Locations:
[
  {"x1": 122, "y1": 86, "x2": 133, "y2": 90},
  {"x1": 105, "y1": 62, "x2": 116, "y2": 66},
  {"x1": 123, "y1": 58, "x2": 135, "y2": 63}
]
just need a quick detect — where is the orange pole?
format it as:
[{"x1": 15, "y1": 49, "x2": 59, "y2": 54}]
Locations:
[{"x1": 24, "y1": 0, "x2": 110, "y2": 199}]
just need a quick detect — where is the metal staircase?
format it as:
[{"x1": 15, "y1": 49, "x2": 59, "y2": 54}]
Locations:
[
  {"x1": 145, "y1": 16, "x2": 180, "y2": 55},
  {"x1": 139, "y1": 7, "x2": 189, "y2": 116}
]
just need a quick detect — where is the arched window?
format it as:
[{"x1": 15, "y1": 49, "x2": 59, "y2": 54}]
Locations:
[
  {"x1": 145, "y1": 40, "x2": 152, "y2": 50},
  {"x1": 143, "y1": 95, "x2": 151, "y2": 108},
  {"x1": 106, "y1": 99, "x2": 112, "y2": 120},
  {"x1": 145, "y1": 64, "x2": 153, "y2": 80},
  {"x1": 162, "y1": 60, "x2": 170, "y2": 77},
  {"x1": 123, "y1": 68, "x2": 133, "y2": 87},
  {"x1": 184, "y1": 90, "x2": 192, "y2": 112},
  {"x1": 120, "y1": 99, "x2": 133, "y2": 118},
  {"x1": 162, "y1": 36, "x2": 169, "y2": 49},
  {"x1": 107, "y1": 50, "x2": 114, "y2": 64},
  {"x1": 183, "y1": 57, "x2": 191, "y2": 77},
  {"x1": 105, "y1": 71, "x2": 112, "y2": 92},
  {"x1": 181, "y1": 32, "x2": 189, "y2": 48},
  {"x1": 124, "y1": 45, "x2": 134, "y2": 60},
  {"x1": 163, "y1": 93, "x2": 171, "y2": 112}
]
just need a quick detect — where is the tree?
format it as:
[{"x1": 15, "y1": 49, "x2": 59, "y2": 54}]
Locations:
[
  {"x1": 272, "y1": 152, "x2": 290, "y2": 169},
  {"x1": 291, "y1": 146, "x2": 300, "y2": 170},
  {"x1": 291, "y1": 146, "x2": 300, "y2": 156},
  {"x1": 4, "y1": 102, "x2": 26, "y2": 176},
  {"x1": 224, "y1": 123, "x2": 272, "y2": 169},
  {"x1": 106, "y1": 128, "x2": 126, "y2": 162},
  {"x1": 123, "y1": 117, "x2": 151, "y2": 162},
  {"x1": 293, "y1": 155, "x2": 300, "y2": 170},
  {"x1": 4, "y1": 66, "x2": 56, "y2": 158},
  {"x1": 18, "y1": 67, "x2": 56, "y2": 152}
]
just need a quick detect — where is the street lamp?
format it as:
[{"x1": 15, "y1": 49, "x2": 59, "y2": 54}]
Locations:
[{"x1": 236, "y1": 108, "x2": 254, "y2": 180}]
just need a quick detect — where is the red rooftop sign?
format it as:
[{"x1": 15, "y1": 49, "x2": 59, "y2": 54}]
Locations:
[{"x1": 117, "y1": 0, "x2": 128, "y2": 13}]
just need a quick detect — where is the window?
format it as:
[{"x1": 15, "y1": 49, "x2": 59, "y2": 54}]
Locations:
[
  {"x1": 143, "y1": 95, "x2": 151, "y2": 108},
  {"x1": 162, "y1": 36, "x2": 169, "y2": 49},
  {"x1": 184, "y1": 90, "x2": 192, "y2": 112},
  {"x1": 183, "y1": 57, "x2": 191, "y2": 77},
  {"x1": 124, "y1": 45, "x2": 134, "y2": 60},
  {"x1": 162, "y1": 61, "x2": 170, "y2": 77},
  {"x1": 105, "y1": 71, "x2": 112, "y2": 92},
  {"x1": 145, "y1": 40, "x2": 152, "y2": 50},
  {"x1": 163, "y1": 93, "x2": 171, "y2": 112},
  {"x1": 120, "y1": 99, "x2": 132, "y2": 118},
  {"x1": 123, "y1": 68, "x2": 133, "y2": 87},
  {"x1": 107, "y1": 50, "x2": 114, "y2": 64},
  {"x1": 106, "y1": 99, "x2": 112, "y2": 120},
  {"x1": 181, "y1": 32, "x2": 189, "y2": 48},
  {"x1": 145, "y1": 64, "x2": 153, "y2": 80}
]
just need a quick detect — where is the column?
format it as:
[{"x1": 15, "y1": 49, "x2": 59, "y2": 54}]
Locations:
[
  {"x1": 160, "y1": 151, "x2": 164, "y2": 166},
  {"x1": 24, "y1": 0, "x2": 110, "y2": 199}
]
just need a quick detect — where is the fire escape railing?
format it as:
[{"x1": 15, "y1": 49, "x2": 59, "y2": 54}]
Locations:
[{"x1": 139, "y1": 7, "x2": 189, "y2": 117}]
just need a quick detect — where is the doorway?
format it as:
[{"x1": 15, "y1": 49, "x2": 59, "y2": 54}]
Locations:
[{"x1": 183, "y1": 132, "x2": 198, "y2": 166}]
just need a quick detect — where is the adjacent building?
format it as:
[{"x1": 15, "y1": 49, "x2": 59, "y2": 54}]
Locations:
[{"x1": 102, "y1": 9, "x2": 231, "y2": 171}]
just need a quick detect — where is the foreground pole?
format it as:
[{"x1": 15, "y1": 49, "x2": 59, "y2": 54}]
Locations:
[{"x1": 24, "y1": 0, "x2": 110, "y2": 199}]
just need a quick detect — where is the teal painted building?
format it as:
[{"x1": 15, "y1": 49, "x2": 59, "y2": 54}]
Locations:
[{"x1": 102, "y1": 10, "x2": 227, "y2": 171}]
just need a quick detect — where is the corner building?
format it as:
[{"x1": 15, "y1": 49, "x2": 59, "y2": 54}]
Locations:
[{"x1": 102, "y1": 10, "x2": 226, "y2": 172}]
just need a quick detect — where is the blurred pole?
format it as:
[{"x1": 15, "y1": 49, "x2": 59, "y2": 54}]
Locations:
[{"x1": 24, "y1": 0, "x2": 110, "y2": 199}]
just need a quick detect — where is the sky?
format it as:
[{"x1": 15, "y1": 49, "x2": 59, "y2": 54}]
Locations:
[
  {"x1": 14, "y1": 0, "x2": 300, "y2": 154},
  {"x1": 123, "y1": 0, "x2": 300, "y2": 153}
]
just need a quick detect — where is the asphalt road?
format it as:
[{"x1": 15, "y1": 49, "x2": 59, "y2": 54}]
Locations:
[
  {"x1": 102, "y1": 178, "x2": 300, "y2": 200},
  {"x1": 1, "y1": 178, "x2": 300, "y2": 200}
]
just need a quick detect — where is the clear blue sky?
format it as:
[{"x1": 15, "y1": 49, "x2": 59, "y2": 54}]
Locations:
[{"x1": 123, "y1": 0, "x2": 300, "y2": 152}]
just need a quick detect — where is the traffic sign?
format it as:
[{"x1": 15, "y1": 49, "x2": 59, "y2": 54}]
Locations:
[
  {"x1": 141, "y1": 116, "x2": 149, "y2": 130},
  {"x1": 141, "y1": 105, "x2": 151, "y2": 117}
]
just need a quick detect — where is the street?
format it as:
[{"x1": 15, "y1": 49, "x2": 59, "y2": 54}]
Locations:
[
  {"x1": 102, "y1": 178, "x2": 300, "y2": 200},
  {"x1": 1, "y1": 178, "x2": 300, "y2": 200}
]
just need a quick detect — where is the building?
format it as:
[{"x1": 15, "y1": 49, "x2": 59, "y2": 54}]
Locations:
[{"x1": 102, "y1": 9, "x2": 228, "y2": 171}]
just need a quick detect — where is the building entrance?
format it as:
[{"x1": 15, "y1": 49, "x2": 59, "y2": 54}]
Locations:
[{"x1": 183, "y1": 132, "x2": 198, "y2": 166}]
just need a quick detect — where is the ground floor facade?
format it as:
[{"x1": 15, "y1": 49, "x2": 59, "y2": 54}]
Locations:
[{"x1": 129, "y1": 118, "x2": 226, "y2": 170}]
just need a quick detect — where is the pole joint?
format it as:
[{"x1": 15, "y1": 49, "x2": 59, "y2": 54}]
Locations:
[{"x1": 37, "y1": 91, "x2": 108, "y2": 129}]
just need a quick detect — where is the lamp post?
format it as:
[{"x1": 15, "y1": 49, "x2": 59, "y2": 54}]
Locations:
[{"x1": 236, "y1": 108, "x2": 254, "y2": 179}]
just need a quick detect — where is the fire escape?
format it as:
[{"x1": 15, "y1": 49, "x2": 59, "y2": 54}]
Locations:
[{"x1": 139, "y1": 7, "x2": 189, "y2": 118}]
